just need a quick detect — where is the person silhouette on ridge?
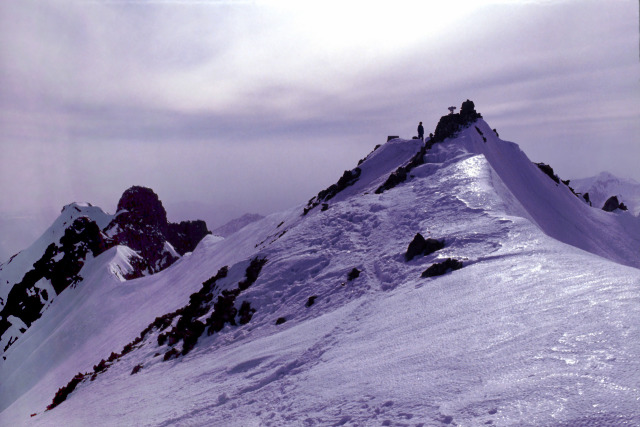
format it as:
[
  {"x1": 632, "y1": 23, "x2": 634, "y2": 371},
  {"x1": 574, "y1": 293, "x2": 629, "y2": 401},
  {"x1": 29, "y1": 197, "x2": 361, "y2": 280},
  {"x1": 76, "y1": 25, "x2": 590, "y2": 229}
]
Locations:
[{"x1": 417, "y1": 122, "x2": 424, "y2": 141}]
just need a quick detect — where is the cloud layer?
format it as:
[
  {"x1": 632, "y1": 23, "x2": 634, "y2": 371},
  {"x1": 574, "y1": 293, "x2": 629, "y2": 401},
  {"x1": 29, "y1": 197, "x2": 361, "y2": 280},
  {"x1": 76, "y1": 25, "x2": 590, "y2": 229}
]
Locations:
[{"x1": 1, "y1": 0, "x2": 639, "y2": 228}]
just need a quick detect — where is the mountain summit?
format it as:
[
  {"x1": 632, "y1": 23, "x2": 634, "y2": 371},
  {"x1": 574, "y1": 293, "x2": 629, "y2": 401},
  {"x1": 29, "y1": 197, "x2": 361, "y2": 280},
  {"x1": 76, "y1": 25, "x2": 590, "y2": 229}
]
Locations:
[
  {"x1": 0, "y1": 187, "x2": 210, "y2": 356},
  {"x1": 1, "y1": 102, "x2": 639, "y2": 426}
]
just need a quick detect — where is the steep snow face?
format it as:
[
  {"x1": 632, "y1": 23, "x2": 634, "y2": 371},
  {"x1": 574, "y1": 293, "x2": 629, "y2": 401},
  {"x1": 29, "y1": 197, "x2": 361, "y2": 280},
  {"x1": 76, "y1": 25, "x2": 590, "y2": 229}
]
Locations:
[
  {"x1": 0, "y1": 220, "x2": 277, "y2": 414},
  {"x1": 572, "y1": 171, "x2": 640, "y2": 215},
  {"x1": 427, "y1": 121, "x2": 640, "y2": 268},
  {"x1": 302, "y1": 138, "x2": 424, "y2": 214},
  {"x1": 2, "y1": 119, "x2": 640, "y2": 426},
  {"x1": 332, "y1": 137, "x2": 424, "y2": 202},
  {"x1": 0, "y1": 203, "x2": 114, "y2": 354},
  {"x1": 107, "y1": 246, "x2": 146, "y2": 282}
]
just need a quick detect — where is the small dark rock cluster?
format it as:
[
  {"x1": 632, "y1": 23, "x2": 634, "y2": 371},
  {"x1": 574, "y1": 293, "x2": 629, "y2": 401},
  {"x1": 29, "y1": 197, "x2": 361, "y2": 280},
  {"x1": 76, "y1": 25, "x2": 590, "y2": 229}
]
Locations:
[
  {"x1": 533, "y1": 163, "x2": 589, "y2": 200},
  {"x1": 347, "y1": 268, "x2": 361, "y2": 281},
  {"x1": 376, "y1": 143, "x2": 430, "y2": 194},
  {"x1": 534, "y1": 163, "x2": 560, "y2": 184},
  {"x1": 421, "y1": 259, "x2": 463, "y2": 278},
  {"x1": 475, "y1": 126, "x2": 487, "y2": 143},
  {"x1": 159, "y1": 257, "x2": 266, "y2": 359},
  {"x1": 47, "y1": 373, "x2": 85, "y2": 411},
  {"x1": 602, "y1": 196, "x2": 628, "y2": 212},
  {"x1": 305, "y1": 295, "x2": 318, "y2": 308},
  {"x1": 405, "y1": 233, "x2": 445, "y2": 261},
  {"x1": 304, "y1": 168, "x2": 362, "y2": 215}
]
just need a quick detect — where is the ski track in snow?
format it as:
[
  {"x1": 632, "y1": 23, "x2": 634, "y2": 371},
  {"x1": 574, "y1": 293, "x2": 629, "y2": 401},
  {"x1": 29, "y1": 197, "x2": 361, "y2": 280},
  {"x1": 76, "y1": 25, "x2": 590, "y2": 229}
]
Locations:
[{"x1": 2, "y1": 120, "x2": 640, "y2": 426}]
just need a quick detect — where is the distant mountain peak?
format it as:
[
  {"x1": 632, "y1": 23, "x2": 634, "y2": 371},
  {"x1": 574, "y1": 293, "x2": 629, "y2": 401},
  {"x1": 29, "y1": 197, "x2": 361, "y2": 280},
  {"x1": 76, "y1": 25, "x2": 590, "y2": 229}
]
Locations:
[
  {"x1": 0, "y1": 185, "x2": 211, "y2": 355},
  {"x1": 572, "y1": 172, "x2": 640, "y2": 216}
]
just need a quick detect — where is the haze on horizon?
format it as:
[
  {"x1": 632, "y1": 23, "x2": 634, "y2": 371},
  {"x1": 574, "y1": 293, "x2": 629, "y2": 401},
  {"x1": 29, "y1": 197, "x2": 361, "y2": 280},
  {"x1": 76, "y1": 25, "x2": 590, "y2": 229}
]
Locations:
[{"x1": 1, "y1": 0, "x2": 639, "y2": 252}]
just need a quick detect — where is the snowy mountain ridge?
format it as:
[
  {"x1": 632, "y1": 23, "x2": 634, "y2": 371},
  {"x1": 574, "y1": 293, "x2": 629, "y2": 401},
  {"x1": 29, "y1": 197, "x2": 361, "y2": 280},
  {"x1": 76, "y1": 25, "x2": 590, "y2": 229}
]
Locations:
[
  {"x1": 0, "y1": 188, "x2": 210, "y2": 357},
  {"x1": 1, "y1": 102, "x2": 639, "y2": 426},
  {"x1": 572, "y1": 171, "x2": 640, "y2": 216}
]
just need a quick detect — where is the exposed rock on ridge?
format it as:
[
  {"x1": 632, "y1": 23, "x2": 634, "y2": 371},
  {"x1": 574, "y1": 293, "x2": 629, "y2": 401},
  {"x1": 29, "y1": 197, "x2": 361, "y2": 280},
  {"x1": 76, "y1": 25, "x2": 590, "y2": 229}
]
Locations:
[
  {"x1": 1, "y1": 186, "x2": 211, "y2": 355},
  {"x1": 431, "y1": 99, "x2": 483, "y2": 144},
  {"x1": 377, "y1": 99, "x2": 482, "y2": 194},
  {"x1": 104, "y1": 186, "x2": 211, "y2": 277},
  {"x1": 602, "y1": 196, "x2": 628, "y2": 212}
]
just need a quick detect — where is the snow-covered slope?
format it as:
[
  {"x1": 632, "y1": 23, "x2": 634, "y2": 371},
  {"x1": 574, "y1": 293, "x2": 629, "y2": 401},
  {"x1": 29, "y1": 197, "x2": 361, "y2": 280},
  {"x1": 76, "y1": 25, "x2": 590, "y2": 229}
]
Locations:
[
  {"x1": 212, "y1": 213, "x2": 265, "y2": 238},
  {"x1": 0, "y1": 203, "x2": 113, "y2": 354},
  {"x1": 572, "y1": 171, "x2": 640, "y2": 216},
  {"x1": 1, "y1": 110, "x2": 639, "y2": 426},
  {"x1": 427, "y1": 121, "x2": 640, "y2": 268}
]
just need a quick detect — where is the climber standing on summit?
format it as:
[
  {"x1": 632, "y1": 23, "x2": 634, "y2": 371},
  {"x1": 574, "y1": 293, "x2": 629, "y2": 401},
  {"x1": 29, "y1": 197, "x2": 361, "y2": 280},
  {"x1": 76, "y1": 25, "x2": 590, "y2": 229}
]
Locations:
[{"x1": 417, "y1": 122, "x2": 424, "y2": 141}]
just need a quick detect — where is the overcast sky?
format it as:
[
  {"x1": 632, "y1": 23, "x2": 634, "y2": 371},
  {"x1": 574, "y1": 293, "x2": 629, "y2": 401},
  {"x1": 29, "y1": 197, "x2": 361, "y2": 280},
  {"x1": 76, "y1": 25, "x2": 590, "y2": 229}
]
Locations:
[{"x1": 1, "y1": 0, "x2": 639, "y2": 231}]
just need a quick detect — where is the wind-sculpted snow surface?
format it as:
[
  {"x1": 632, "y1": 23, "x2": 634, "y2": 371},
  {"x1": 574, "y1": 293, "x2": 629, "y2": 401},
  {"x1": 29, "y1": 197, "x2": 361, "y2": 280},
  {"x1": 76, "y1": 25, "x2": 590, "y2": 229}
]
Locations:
[
  {"x1": 434, "y1": 120, "x2": 640, "y2": 268},
  {"x1": 1, "y1": 115, "x2": 640, "y2": 426}
]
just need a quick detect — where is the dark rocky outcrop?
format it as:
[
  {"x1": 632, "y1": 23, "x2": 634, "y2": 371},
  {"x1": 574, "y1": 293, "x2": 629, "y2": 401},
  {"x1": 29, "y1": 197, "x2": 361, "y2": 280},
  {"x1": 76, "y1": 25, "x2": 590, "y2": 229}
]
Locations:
[
  {"x1": 237, "y1": 301, "x2": 256, "y2": 325},
  {"x1": 115, "y1": 186, "x2": 169, "y2": 233},
  {"x1": 405, "y1": 233, "x2": 445, "y2": 261},
  {"x1": 167, "y1": 220, "x2": 211, "y2": 255},
  {"x1": 105, "y1": 186, "x2": 210, "y2": 276},
  {"x1": 305, "y1": 295, "x2": 318, "y2": 308},
  {"x1": 303, "y1": 168, "x2": 362, "y2": 215},
  {"x1": 1, "y1": 217, "x2": 110, "y2": 350},
  {"x1": 534, "y1": 163, "x2": 585, "y2": 199},
  {"x1": 105, "y1": 187, "x2": 176, "y2": 274},
  {"x1": 47, "y1": 373, "x2": 86, "y2": 411},
  {"x1": 535, "y1": 163, "x2": 560, "y2": 184},
  {"x1": 376, "y1": 140, "x2": 432, "y2": 194},
  {"x1": 347, "y1": 268, "x2": 361, "y2": 281},
  {"x1": 602, "y1": 196, "x2": 628, "y2": 212},
  {"x1": 431, "y1": 99, "x2": 482, "y2": 144},
  {"x1": 2, "y1": 186, "x2": 211, "y2": 355},
  {"x1": 421, "y1": 258, "x2": 463, "y2": 278}
]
